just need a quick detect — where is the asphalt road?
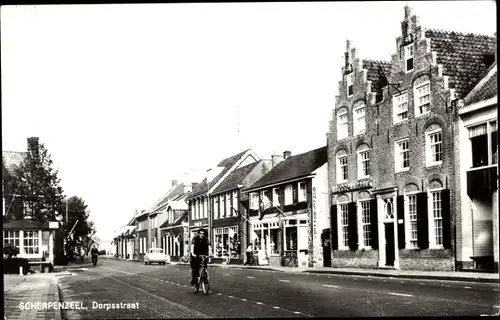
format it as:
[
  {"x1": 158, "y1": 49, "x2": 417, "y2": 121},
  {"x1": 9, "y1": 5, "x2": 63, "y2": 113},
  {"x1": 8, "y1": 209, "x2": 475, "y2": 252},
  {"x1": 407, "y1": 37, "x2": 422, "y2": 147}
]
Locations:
[{"x1": 56, "y1": 258, "x2": 500, "y2": 319}]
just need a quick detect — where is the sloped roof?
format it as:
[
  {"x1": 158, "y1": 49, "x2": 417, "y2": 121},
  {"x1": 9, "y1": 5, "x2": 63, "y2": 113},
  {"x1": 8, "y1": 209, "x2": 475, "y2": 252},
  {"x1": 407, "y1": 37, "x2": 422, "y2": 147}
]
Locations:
[
  {"x1": 3, "y1": 219, "x2": 51, "y2": 230},
  {"x1": 245, "y1": 146, "x2": 327, "y2": 191},
  {"x1": 148, "y1": 183, "x2": 186, "y2": 214},
  {"x1": 425, "y1": 29, "x2": 496, "y2": 98},
  {"x1": 159, "y1": 211, "x2": 187, "y2": 229},
  {"x1": 2, "y1": 151, "x2": 26, "y2": 177},
  {"x1": 362, "y1": 59, "x2": 392, "y2": 96},
  {"x1": 186, "y1": 149, "x2": 250, "y2": 199},
  {"x1": 211, "y1": 161, "x2": 261, "y2": 195},
  {"x1": 464, "y1": 63, "x2": 497, "y2": 105},
  {"x1": 167, "y1": 192, "x2": 189, "y2": 211}
]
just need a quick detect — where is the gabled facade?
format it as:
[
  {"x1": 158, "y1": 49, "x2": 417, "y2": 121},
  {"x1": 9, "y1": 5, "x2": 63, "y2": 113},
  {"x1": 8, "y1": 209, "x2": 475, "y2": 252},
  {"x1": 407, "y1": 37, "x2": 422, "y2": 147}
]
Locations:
[
  {"x1": 327, "y1": 6, "x2": 496, "y2": 271},
  {"x1": 159, "y1": 191, "x2": 191, "y2": 262},
  {"x1": 456, "y1": 62, "x2": 498, "y2": 272},
  {"x1": 244, "y1": 147, "x2": 329, "y2": 268},
  {"x1": 185, "y1": 149, "x2": 260, "y2": 247},
  {"x1": 210, "y1": 159, "x2": 273, "y2": 264}
]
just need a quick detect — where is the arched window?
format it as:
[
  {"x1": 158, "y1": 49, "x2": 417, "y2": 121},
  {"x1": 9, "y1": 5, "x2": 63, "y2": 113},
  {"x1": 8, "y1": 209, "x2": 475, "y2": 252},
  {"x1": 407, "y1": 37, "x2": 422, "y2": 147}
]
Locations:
[
  {"x1": 336, "y1": 149, "x2": 348, "y2": 183},
  {"x1": 353, "y1": 102, "x2": 366, "y2": 135},
  {"x1": 337, "y1": 108, "x2": 349, "y2": 140},
  {"x1": 357, "y1": 144, "x2": 370, "y2": 179}
]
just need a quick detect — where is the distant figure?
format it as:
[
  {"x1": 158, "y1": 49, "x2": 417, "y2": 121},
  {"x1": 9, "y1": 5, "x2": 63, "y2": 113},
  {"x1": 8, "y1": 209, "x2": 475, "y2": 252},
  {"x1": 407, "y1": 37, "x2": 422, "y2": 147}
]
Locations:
[
  {"x1": 245, "y1": 244, "x2": 254, "y2": 266},
  {"x1": 91, "y1": 245, "x2": 99, "y2": 267},
  {"x1": 79, "y1": 247, "x2": 85, "y2": 264}
]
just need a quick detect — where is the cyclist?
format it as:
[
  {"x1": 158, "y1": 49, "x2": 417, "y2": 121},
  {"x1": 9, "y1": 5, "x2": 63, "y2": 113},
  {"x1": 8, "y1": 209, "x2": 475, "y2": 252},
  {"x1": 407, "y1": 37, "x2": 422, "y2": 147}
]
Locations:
[
  {"x1": 91, "y1": 245, "x2": 99, "y2": 267},
  {"x1": 190, "y1": 228, "x2": 212, "y2": 286}
]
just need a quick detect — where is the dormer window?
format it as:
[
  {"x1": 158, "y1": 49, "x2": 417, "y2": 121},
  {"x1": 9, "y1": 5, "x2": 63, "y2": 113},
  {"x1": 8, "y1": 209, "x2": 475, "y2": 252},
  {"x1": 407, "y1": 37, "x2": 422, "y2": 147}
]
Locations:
[
  {"x1": 404, "y1": 44, "x2": 414, "y2": 72},
  {"x1": 346, "y1": 73, "x2": 354, "y2": 97}
]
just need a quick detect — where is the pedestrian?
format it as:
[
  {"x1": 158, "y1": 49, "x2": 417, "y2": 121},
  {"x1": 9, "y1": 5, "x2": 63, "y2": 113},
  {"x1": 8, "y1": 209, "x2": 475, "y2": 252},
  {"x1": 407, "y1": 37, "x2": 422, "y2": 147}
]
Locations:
[
  {"x1": 79, "y1": 247, "x2": 85, "y2": 264},
  {"x1": 245, "y1": 243, "x2": 253, "y2": 266},
  {"x1": 91, "y1": 245, "x2": 99, "y2": 267}
]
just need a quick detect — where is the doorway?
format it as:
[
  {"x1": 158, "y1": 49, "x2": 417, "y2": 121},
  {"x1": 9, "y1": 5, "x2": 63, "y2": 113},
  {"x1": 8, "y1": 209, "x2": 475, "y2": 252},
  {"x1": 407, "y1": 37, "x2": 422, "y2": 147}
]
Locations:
[
  {"x1": 385, "y1": 223, "x2": 395, "y2": 266},
  {"x1": 321, "y1": 229, "x2": 332, "y2": 267}
]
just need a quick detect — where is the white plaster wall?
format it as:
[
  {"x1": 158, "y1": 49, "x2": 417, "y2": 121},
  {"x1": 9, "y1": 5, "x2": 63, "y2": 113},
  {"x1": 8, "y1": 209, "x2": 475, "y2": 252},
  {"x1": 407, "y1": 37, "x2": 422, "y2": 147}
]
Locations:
[{"x1": 312, "y1": 163, "x2": 329, "y2": 266}]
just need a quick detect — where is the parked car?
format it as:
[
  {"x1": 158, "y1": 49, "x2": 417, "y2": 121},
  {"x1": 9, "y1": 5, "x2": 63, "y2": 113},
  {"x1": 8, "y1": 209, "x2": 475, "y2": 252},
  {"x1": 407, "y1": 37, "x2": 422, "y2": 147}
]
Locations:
[{"x1": 144, "y1": 248, "x2": 168, "y2": 265}]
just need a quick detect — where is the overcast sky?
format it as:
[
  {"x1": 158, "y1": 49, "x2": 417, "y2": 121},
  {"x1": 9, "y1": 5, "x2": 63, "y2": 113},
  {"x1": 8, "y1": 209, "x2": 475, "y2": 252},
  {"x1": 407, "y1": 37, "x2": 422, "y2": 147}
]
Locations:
[{"x1": 1, "y1": 1, "x2": 496, "y2": 243}]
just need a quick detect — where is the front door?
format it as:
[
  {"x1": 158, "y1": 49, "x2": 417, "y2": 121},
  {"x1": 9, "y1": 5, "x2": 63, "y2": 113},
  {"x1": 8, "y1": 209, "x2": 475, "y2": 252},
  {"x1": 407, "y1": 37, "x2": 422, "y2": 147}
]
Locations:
[
  {"x1": 385, "y1": 223, "x2": 395, "y2": 266},
  {"x1": 322, "y1": 230, "x2": 332, "y2": 267}
]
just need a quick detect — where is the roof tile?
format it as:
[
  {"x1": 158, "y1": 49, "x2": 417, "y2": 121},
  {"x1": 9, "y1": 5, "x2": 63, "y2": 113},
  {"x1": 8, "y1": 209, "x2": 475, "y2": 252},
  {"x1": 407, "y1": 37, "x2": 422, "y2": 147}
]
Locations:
[{"x1": 211, "y1": 161, "x2": 261, "y2": 195}]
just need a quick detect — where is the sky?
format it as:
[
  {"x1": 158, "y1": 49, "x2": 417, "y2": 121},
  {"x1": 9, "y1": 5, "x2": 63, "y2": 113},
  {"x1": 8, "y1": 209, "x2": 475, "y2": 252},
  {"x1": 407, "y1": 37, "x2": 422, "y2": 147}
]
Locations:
[{"x1": 1, "y1": 1, "x2": 496, "y2": 243}]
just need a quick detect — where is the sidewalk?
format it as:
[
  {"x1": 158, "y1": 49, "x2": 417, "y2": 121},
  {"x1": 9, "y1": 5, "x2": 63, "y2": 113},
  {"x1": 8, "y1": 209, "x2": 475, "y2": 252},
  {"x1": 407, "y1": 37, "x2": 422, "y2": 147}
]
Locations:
[
  {"x1": 53, "y1": 256, "x2": 93, "y2": 272},
  {"x1": 4, "y1": 273, "x2": 63, "y2": 320}
]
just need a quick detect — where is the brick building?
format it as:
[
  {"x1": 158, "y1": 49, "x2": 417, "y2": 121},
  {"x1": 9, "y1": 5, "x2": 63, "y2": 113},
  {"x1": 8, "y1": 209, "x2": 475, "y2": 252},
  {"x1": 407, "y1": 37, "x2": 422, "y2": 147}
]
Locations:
[{"x1": 327, "y1": 6, "x2": 496, "y2": 271}]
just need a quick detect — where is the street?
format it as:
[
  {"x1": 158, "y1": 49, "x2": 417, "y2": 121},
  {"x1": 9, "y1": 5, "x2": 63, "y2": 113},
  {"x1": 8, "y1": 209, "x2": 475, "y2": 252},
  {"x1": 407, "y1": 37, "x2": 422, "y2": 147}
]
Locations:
[{"x1": 56, "y1": 258, "x2": 500, "y2": 318}]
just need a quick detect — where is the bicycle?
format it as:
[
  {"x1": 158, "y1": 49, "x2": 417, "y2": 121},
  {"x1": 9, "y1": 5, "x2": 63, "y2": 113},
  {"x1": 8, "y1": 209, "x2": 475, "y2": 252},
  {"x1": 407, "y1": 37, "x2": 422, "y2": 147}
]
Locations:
[{"x1": 193, "y1": 255, "x2": 210, "y2": 295}]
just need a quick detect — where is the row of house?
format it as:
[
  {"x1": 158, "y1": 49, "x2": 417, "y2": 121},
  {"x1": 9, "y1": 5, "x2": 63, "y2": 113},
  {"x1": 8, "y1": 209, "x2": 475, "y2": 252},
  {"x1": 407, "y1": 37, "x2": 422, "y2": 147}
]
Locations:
[{"x1": 112, "y1": 6, "x2": 497, "y2": 272}]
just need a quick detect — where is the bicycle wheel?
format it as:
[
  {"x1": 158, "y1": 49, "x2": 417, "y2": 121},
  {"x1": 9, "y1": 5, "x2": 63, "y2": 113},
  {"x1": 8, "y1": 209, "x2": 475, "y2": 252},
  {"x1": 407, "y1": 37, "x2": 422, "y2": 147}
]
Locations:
[{"x1": 202, "y1": 270, "x2": 210, "y2": 295}]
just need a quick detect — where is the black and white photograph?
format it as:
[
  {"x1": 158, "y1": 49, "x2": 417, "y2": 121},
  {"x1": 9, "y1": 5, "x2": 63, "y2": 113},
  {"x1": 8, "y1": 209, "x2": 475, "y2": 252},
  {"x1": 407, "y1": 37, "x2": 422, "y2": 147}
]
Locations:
[{"x1": 2, "y1": 1, "x2": 498, "y2": 319}]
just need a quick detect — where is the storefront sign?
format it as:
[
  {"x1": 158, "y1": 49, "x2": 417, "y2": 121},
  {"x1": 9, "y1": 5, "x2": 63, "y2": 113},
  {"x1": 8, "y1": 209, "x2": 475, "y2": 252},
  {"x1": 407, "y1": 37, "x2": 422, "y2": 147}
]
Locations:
[
  {"x1": 331, "y1": 180, "x2": 373, "y2": 194},
  {"x1": 194, "y1": 221, "x2": 203, "y2": 227},
  {"x1": 49, "y1": 222, "x2": 59, "y2": 229}
]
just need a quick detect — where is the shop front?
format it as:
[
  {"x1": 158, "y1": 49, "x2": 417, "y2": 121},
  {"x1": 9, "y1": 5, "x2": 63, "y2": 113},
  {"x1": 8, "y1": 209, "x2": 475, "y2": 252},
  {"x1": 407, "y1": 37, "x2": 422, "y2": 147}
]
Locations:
[
  {"x1": 213, "y1": 225, "x2": 241, "y2": 264},
  {"x1": 250, "y1": 213, "x2": 309, "y2": 267},
  {"x1": 162, "y1": 227, "x2": 184, "y2": 262}
]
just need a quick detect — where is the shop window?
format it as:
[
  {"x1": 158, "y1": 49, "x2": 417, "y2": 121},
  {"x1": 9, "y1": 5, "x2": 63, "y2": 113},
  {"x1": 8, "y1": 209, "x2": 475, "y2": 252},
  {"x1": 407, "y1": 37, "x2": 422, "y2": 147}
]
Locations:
[{"x1": 285, "y1": 227, "x2": 297, "y2": 251}]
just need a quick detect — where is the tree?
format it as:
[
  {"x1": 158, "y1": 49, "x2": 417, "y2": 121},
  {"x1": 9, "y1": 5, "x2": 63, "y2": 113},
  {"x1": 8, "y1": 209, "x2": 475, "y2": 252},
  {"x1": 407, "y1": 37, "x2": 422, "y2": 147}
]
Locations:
[
  {"x1": 13, "y1": 137, "x2": 65, "y2": 223},
  {"x1": 60, "y1": 196, "x2": 95, "y2": 247}
]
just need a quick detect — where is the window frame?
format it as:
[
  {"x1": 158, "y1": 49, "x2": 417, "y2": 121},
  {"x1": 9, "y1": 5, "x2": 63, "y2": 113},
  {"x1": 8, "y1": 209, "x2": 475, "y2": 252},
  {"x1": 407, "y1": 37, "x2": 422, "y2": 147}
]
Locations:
[
  {"x1": 357, "y1": 146, "x2": 370, "y2": 180},
  {"x1": 337, "y1": 150, "x2": 348, "y2": 183},
  {"x1": 426, "y1": 128, "x2": 443, "y2": 167},
  {"x1": 404, "y1": 192, "x2": 419, "y2": 249},
  {"x1": 404, "y1": 43, "x2": 414, "y2": 73},
  {"x1": 467, "y1": 120, "x2": 497, "y2": 168},
  {"x1": 337, "y1": 202, "x2": 350, "y2": 250},
  {"x1": 298, "y1": 183, "x2": 307, "y2": 203},
  {"x1": 357, "y1": 200, "x2": 372, "y2": 249},
  {"x1": 353, "y1": 103, "x2": 366, "y2": 135},
  {"x1": 284, "y1": 184, "x2": 293, "y2": 205},
  {"x1": 346, "y1": 73, "x2": 354, "y2": 97},
  {"x1": 226, "y1": 193, "x2": 231, "y2": 218},
  {"x1": 395, "y1": 138, "x2": 410, "y2": 172},
  {"x1": 337, "y1": 108, "x2": 349, "y2": 140},
  {"x1": 232, "y1": 191, "x2": 238, "y2": 217},
  {"x1": 427, "y1": 188, "x2": 444, "y2": 249},
  {"x1": 23, "y1": 230, "x2": 41, "y2": 257},
  {"x1": 414, "y1": 81, "x2": 431, "y2": 117},
  {"x1": 3, "y1": 230, "x2": 20, "y2": 249},
  {"x1": 393, "y1": 92, "x2": 409, "y2": 124}
]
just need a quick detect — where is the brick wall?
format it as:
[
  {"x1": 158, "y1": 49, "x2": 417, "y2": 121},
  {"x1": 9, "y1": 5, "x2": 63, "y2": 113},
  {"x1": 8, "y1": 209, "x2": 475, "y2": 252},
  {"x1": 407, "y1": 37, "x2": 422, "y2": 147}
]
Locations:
[{"x1": 327, "y1": 7, "x2": 457, "y2": 271}]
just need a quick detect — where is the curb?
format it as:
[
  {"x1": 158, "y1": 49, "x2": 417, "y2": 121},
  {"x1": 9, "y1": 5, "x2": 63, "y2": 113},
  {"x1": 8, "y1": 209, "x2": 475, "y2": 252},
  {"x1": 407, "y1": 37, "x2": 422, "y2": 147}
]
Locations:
[
  {"x1": 55, "y1": 278, "x2": 66, "y2": 320},
  {"x1": 303, "y1": 270, "x2": 500, "y2": 284}
]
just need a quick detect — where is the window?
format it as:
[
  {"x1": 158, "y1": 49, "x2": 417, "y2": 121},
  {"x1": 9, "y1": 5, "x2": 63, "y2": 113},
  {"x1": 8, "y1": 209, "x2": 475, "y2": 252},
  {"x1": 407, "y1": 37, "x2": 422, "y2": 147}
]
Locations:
[
  {"x1": 346, "y1": 73, "x2": 354, "y2": 97},
  {"x1": 4, "y1": 230, "x2": 20, "y2": 248},
  {"x1": 338, "y1": 204, "x2": 349, "y2": 249},
  {"x1": 284, "y1": 184, "x2": 293, "y2": 205},
  {"x1": 405, "y1": 44, "x2": 414, "y2": 72},
  {"x1": 204, "y1": 197, "x2": 208, "y2": 218},
  {"x1": 359, "y1": 201, "x2": 371, "y2": 248},
  {"x1": 429, "y1": 190, "x2": 443, "y2": 248},
  {"x1": 23, "y1": 230, "x2": 39, "y2": 255},
  {"x1": 415, "y1": 82, "x2": 430, "y2": 116},
  {"x1": 353, "y1": 104, "x2": 366, "y2": 135},
  {"x1": 191, "y1": 203, "x2": 195, "y2": 220},
  {"x1": 395, "y1": 139, "x2": 410, "y2": 172},
  {"x1": 250, "y1": 193, "x2": 259, "y2": 210},
  {"x1": 226, "y1": 193, "x2": 231, "y2": 217},
  {"x1": 393, "y1": 92, "x2": 408, "y2": 123},
  {"x1": 298, "y1": 183, "x2": 307, "y2": 203},
  {"x1": 426, "y1": 129, "x2": 443, "y2": 166},
  {"x1": 232, "y1": 191, "x2": 238, "y2": 216},
  {"x1": 272, "y1": 188, "x2": 280, "y2": 207},
  {"x1": 214, "y1": 197, "x2": 219, "y2": 219},
  {"x1": 357, "y1": 146, "x2": 370, "y2": 179},
  {"x1": 23, "y1": 201, "x2": 32, "y2": 216},
  {"x1": 337, "y1": 150, "x2": 348, "y2": 183},
  {"x1": 406, "y1": 194, "x2": 418, "y2": 249},
  {"x1": 337, "y1": 108, "x2": 349, "y2": 140},
  {"x1": 469, "y1": 121, "x2": 497, "y2": 168}
]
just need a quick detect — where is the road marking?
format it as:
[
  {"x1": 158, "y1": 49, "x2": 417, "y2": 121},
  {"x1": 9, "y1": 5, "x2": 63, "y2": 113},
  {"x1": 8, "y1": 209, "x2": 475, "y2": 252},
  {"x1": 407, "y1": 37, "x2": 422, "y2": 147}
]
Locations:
[
  {"x1": 217, "y1": 293, "x2": 222, "y2": 296},
  {"x1": 278, "y1": 279, "x2": 290, "y2": 283},
  {"x1": 241, "y1": 298, "x2": 247, "y2": 301},
  {"x1": 246, "y1": 276, "x2": 255, "y2": 279},
  {"x1": 322, "y1": 284, "x2": 339, "y2": 288},
  {"x1": 273, "y1": 306, "x2": 280, "y2": 309},
  {"x1": 388, "y1": 292, "x2": 413, "y2": 297},
  {"x1": 464, "y1": 286, "x2": 471, "y2": 289},
  {"x1": 228, "y1": 296, "x2": 234, "y2": 299},
  {"x1": 100, "y1": 273, "x2": 211, "y2": 318},
  {"x1": 294, "y1": 311, "x2": 301, "y2": 314},
  {"x1": 256, "y1": 302, "x2": 263, "y2": 305}
]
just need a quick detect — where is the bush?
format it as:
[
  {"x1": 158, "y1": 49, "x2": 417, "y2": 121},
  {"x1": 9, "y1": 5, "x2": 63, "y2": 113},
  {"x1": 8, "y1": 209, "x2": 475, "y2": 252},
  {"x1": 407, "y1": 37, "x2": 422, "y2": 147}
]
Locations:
[
  {"x1": 3, "y1": 243, "x2": 19, "y2": 258},
  {"x1": 3, "y1": 257, "x2": 31, "y2": 274}
]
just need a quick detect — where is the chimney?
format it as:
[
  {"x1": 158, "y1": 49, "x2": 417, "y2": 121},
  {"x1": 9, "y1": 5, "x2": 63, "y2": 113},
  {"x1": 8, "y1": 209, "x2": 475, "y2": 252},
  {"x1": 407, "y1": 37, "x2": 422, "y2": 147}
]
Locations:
[
  {"x1": 283, "y1": 151, "x2": 292, "y2": 160},
  {"x1": 172, "y1": 180, "x2": 178, "y2": 187}
]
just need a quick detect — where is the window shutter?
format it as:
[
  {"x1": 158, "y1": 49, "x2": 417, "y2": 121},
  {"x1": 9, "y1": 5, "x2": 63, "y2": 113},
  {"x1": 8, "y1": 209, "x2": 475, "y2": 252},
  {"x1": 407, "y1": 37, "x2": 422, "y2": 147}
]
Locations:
[
  {"x1": 417, "y1": 192, "x2": 429, "y2": 249},
  {"x1": 330, "y1": 205, "x2": 338, "y2": 250},
  {"x1": 441, "y1": 189, "x2": 451, "y2": 249},
  {"x1": 293, "y1": 184, "x2": 298, "y2": 204},
  {"x1": 370, "y1": 199, "x2": 378, "y2": 249},
  {"x1": 347, "y1": 202, "x2": 358, "y2": 251},
  {"x1": 397, "y1": 195, "x2": 405, "y2": 249}
]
